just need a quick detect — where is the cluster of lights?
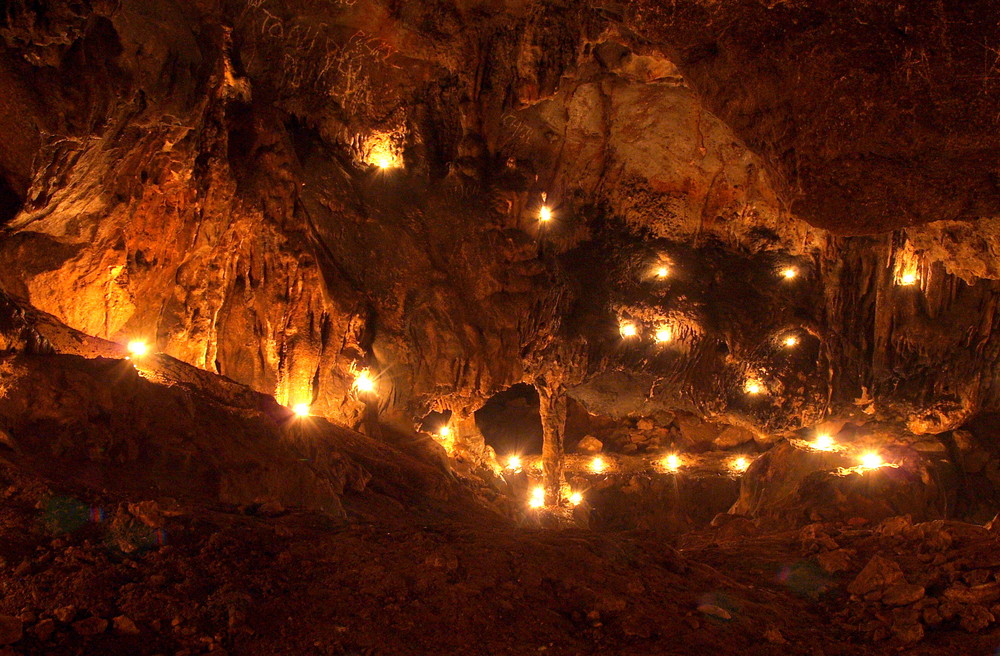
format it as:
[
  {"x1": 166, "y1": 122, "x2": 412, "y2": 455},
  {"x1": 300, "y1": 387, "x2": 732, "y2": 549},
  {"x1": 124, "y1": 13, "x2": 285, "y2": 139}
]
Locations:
[
  {"x1": 620, "y1": 320, "x2": 674, "y2": 344},
  {"x1": 529, "y1": 486, "x2": 545, "y2": 508}
]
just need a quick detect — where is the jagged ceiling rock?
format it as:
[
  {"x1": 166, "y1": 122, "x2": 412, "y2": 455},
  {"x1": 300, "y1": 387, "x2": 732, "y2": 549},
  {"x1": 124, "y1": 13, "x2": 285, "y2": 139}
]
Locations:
[{"x1": 629, "y1": 0, "x2": 1000, "y2": 234}]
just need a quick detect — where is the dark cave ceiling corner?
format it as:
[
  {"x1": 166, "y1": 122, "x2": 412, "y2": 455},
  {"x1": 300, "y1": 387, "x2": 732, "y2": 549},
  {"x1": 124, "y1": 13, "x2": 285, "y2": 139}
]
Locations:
[{"x1": 1, "y1": 0, "x2": 1000, "y2": 443}]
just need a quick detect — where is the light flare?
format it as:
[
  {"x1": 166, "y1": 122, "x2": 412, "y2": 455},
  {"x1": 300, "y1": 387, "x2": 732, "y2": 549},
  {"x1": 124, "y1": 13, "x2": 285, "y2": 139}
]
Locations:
[
  {"x1": 859, "y1": 451, "x2": 884, "y2": 470},
  {"x1": 568, "y1": 491, "x2": 583, "y2": 506},
  {"x1": 744, "y1": 379, "x2": 763, "y2": 395},
  {"x1": 619, "y1": 322, "x2": 638, "y2": 338},
  {"x1": 899, "y1": 272, "x2": 918, "y2": 286},
  {"x1": 811, "y1": 433, "x2": 835, "y2": 452},
  {"x1": 781, "y1": 267, "x2": 798, "y2": 280},
  {"x1": 292, "y1": 403, "x2": 310, "y2": 417},
  {"x1": 655, "y1": 266, "x2": 669, "y2": 279},
  {"x1": 783, "y1": 335, "x2": 800, "y2": 348},
  {"x1": 662, "y1": 453, "x2": 682, "y2": 472},
  {"x1": 730, "y1": 456, "x2": 751, "y2": 473},
  {"x1": 506, "y1": 455, "x2": 522, "y2": 471},
  {"x1": 529, "y1": 486, "x2": 545, "y2": 508},
  {"x1": 590, "y1": 456, "x2": 606, "y2": 474},
  {"x1": 127, "y1": 340, "x2": 149, "y2": 357},
  {"x1": 352, "y1": 368, "x2": 376, "y2": 394},
  {"x1": 654, "y1": 326, "x2": 673, "y2": 343},
  {"x1": 539, "y1": 206, "x2": 552, "y2": 222}
]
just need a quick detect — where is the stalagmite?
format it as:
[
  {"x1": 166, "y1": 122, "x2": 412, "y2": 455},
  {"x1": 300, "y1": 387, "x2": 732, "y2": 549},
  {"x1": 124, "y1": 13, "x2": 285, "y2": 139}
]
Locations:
[{"x1": 535, "y1": 376, "x2": 567, "y2": 506}]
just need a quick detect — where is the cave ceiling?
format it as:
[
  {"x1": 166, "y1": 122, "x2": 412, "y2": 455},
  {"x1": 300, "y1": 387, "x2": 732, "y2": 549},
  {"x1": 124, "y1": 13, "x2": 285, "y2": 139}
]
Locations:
[{"x1": 1, "y1": 0, "x2": 1000, "y2": 443}]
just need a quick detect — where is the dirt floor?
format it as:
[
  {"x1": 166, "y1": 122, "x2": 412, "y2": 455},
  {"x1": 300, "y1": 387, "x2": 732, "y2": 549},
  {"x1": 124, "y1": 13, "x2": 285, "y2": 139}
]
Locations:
[{"x1": 3, "y1": 454, "x2": 1000, "y2": 656}]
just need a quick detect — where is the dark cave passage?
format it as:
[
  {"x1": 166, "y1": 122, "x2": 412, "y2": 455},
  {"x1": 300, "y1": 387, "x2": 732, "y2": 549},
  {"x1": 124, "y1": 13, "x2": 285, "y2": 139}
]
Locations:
[{"x1": 475, "y1": 383, "x2": 543, "y2": 458}]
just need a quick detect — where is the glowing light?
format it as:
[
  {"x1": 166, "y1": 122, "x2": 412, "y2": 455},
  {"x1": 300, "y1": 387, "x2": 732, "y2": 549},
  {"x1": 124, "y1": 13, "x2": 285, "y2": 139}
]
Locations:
[
  {"x1": 568, "y1": 491, "x2": 583, "y2": 506},
  {"x1": 811, "y1": 433, "x2": 835, "y2": 452},
  {"x1": 506, "y1": 455, "x2": 522, "y2": 471},
  {"x1": 127, "y1": 341, "x2": 149, "y2": 357},
  {"x1": 783, "y1": 335, "x2": 799, "y2": 348},
  {"x1": 352, "y1": 369, "x2": 376, "y2": 394},
  {"x1": 781, "y1": 267, "x2": 798, "y2": 280},
  {"x1": 730, "y1": 456, "x2": 751, "y2": 473},
  {"x1": 654, "y1": 326, "x2": 673, "y2": 343},
  {"x1": 899, "y1": 272, "x2": 918, "y2": 286},
  {"x1": 620, "y1": 322, "x2": 638, "y2": 338},
  {"x1": 293, "y1": 403, "x2": 310, "y2": 417},
  {"x1": 744, "y1": 379, "x2": 763, "y2": 395},
  {"x1": 365, "y1": 132, "x2": 399, "y2": 170},
  {"x1": 439, "y1": 425, "x2": 451, "y2": 438},
  {"x1": 655, "y1": 266, "x2": 669, "y2": 279},
  {"x1": 662, "y1": 453, "x2": 681, "y2": 472},
  {"x1": 539, "y1": 206, "x2": 552, "y2": 222},
  {"x1": 590, "y1": 456, "x2": 606, "y2": 474},
  {"x1": 859, "y1": 451, "x2": 884, "y2": 470},
  {"x1": 529, "y1": 486, "x2": 545, "y2": 508}
]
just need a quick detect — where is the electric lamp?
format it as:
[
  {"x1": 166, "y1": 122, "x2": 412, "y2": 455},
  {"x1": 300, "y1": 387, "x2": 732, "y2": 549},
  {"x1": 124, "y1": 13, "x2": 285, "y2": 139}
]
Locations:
[
  {"x1": 783, "y1": 335, "x2": 799, "y2": 348},
  {"x1": 529, "y1": 486, "x2": 545, "y2": 508},
  {"x1": 663, "y1": 453, "x2": 681, "y2": 472},
  {"x1": 507, "y1": 455, "x2": 522, "y2": 471},
  {"x1": 811, "y1": 433, "x2": 835, "y2": 452},
  {"x1": 590, "y1": 456, "x2": 606, "y2": 474},
  {"x1": 780, "y1": 267, "x2": 798, "y2": 280},
  {"x1": 654, "y1": 326, "x2": 673, "y2": 343},
  {"x1": 620, "y1": 322, "x2": 638, "y2": 338},
  {"x1": 730, "y1": 456, "x2": 751, "y2": 473},
  {"x1": 127, "y1": 340, "x2": 149, "y2": 357},
  {"x1": 568, "y1": 491, "x2": 583, "y2": 506},
  {"x1": 899, "y1": 272, "x2": 918, "y2": 286},
  {"x1": 539, "y1": 206, "x2": 552, "y2": 222},
  {"x1": 293, "y1": 403, "x2": 310, "y2": 417},
  {"x1": 860, "y1": 451, "x2": 884, "y2": 470},
  {"x1": 439, "y1": 425, "x2": 451, "y2": 438},
  {"x1": 655, "y1": 266, "x2": 669, "y2": 279},
  {"x1": 352, "y1": 369, "x2": 376, "y2": 394},
  {"x1": 744, "y1": 379, "x2": 763, "y2": 395}
]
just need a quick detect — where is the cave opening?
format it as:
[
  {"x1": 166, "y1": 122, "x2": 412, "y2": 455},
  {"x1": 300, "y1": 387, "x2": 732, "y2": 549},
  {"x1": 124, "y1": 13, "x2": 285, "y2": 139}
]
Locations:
[
  {"x1": 0, "y1": 173, "x2": 22, "y2": 227},
  {"x1": 475, "y1": 383, "x2": 543, "y2": 458}
]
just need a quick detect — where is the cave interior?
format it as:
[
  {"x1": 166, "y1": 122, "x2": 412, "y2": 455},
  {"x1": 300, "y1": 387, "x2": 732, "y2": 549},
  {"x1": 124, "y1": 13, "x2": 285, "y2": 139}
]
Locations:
[{"x1": 3, "y1": 0, "x2": 1000, "y2": 654}]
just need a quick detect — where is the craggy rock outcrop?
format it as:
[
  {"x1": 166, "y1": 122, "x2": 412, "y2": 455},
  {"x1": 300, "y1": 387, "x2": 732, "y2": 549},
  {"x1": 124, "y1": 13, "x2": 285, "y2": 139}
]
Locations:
[{"x1": 0, "y1": 293, "x2": 459, "y2": 519}]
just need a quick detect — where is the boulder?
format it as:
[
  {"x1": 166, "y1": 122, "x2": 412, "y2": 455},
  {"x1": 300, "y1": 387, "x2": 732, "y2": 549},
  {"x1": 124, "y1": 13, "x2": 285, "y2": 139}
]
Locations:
[{"x1": 847, "y1": 556, "x2": 905, "y2": 596}]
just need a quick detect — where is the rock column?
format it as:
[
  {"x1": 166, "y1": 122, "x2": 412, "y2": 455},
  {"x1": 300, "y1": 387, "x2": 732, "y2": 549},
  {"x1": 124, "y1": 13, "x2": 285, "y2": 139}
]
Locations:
[{"x1": 535, "y1": 376, "x2": 567, "y2": 506}]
